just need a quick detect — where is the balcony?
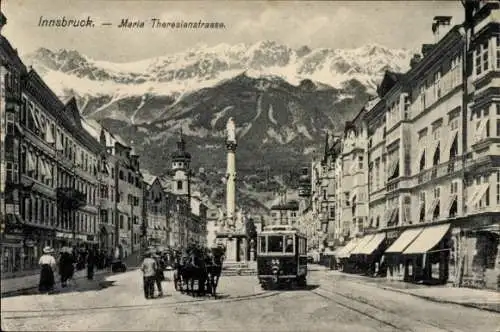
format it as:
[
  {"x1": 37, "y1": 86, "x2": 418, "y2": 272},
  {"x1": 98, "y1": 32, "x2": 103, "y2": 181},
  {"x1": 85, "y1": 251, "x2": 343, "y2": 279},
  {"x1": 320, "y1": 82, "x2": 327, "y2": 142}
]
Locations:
[
  {"x1": 56, "y1": 187, "x2": 86, "y2": 211},
  {"x1": 410, "y1": 67, "x2": 462, "y2": 119},
  {"x1": 416, "y1": 159, "x2": 464, "y2": 185}
]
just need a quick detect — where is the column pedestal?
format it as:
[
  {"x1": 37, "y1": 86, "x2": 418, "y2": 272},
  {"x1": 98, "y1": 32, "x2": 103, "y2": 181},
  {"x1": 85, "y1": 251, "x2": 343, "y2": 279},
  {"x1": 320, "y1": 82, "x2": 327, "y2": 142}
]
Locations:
[{"x1": 216, "y1": 233, "x2": 246, "y2": 263}]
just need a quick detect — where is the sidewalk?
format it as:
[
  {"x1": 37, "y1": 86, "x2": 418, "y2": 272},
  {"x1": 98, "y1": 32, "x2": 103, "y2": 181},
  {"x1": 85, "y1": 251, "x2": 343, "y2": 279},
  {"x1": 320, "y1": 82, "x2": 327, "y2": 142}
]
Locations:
[
  {"x1": 1, "y1": 252, "x2": 144, "y2": 297},
  {"x1": 1, "y1": 268, "x2": 111, "y2": 296},
  {"x1": 327, "y1": 270, "x2": 500, "y2": 313}
]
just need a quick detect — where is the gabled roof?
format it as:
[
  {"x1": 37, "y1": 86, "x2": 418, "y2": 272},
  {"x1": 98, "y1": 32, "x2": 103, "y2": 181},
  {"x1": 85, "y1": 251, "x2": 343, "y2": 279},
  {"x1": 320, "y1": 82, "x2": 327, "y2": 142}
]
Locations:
[
  {"x1": 377, "y1": 70, "x2": 404, "y2": 98},
  {"x1": 63, "y1": 97, "x2": 82, "y2": 128}
]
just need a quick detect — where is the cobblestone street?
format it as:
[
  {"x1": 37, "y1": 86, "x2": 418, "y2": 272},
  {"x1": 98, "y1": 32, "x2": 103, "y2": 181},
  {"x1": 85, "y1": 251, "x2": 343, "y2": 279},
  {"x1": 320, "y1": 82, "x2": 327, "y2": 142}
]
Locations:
[{"x1": 2, "y1": 268, "x2": 499, "y2": 331}]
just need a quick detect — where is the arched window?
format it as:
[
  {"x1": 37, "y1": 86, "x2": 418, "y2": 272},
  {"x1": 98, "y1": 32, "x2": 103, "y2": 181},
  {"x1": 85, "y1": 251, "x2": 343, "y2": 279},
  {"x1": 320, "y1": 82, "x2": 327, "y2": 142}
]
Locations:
[
  {"x1": 449, "y1": 135, "x2": 458, "y2": 159},
  {"x1": 420, "y1": 151, "x2": 426, "y2": 171},
  {"x1": 433, "y1": 144, "x2": 440, "y2": 166},
  {"x1": 177, "y1": 180, "x2": 183, "y2": 190}
]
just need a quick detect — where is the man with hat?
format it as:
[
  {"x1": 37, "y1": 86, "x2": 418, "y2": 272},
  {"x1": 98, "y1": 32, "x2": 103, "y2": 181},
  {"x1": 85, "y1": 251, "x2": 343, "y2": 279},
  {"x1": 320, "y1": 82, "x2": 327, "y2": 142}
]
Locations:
[{"x1": 141, "y1": 250, "x2": 157, "y2": 299}]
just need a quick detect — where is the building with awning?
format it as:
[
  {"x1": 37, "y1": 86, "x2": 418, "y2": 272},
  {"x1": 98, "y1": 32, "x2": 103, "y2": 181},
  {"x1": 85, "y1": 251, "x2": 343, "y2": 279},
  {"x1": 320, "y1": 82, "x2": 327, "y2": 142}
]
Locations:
[
  {"x1": 334, "y1": 238, "x2": 359, "y2": 259},
  {"x1": 385, "y1": 228, "x2": 425, "y2": 254},
  {"x1": 358, "y1": 232, "x2": 386, "y2": 256},
  {"x1": 349, "y1": 234, "x2": 375, "y2": 256},
  {"x1": 403, "y1": 223, "x2": 450, "y2": 255}
]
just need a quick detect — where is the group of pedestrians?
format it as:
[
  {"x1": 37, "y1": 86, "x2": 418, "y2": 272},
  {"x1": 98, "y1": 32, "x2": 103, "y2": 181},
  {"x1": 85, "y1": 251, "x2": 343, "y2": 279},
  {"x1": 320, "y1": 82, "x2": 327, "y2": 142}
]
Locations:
[
  {"x1": 38, "y1": 246, "x2": 102, "y2": 294},
  {"x1": 141, "y1": 250, "x2": 166, "y2": 299}
]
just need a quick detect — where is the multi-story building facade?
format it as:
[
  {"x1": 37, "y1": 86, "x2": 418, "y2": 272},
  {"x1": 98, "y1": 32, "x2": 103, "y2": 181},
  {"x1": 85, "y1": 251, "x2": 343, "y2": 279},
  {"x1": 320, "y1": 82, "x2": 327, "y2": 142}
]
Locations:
[
  {"x1": 143, "y1": 133, "x2": 208, "y2": 249},
  {"x1": 144, "y1": 177, "x2": 170, "y2": 247},
  {"x1": 309, "y1": 136, "x2": 338, "y2": 250},
  {"x1": 82, "y1": 119, "x2": 144, "y2": 259},
  {"x1": 206, "y1": 206, "x2": 223, "y2": 247},
  {"x1": 0, "y1": 12, "x2": 147, "y2": 275},
  {"x1": 269, "y1": 198, "x2": 300, "y2": 227},
  {"x1": 190, "y1": 191, "x2": 208, "y2": 246},
  {"x1": 0, "y1": 12, "x2": 108, "y2": 275},
  {"x1": 322, "y1": 5, "x2": 500, "y2": 290}
]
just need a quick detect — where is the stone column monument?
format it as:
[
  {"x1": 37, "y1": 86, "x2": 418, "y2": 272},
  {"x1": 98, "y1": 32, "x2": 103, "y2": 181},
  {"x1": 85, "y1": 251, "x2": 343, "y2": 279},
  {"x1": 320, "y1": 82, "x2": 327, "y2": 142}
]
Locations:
[
  {"x1": 215, "y1": 118, "x2": 247, "y2": 262},
  {"x1": 226, "y1": 118, "x2": 237, "y2": 230}
]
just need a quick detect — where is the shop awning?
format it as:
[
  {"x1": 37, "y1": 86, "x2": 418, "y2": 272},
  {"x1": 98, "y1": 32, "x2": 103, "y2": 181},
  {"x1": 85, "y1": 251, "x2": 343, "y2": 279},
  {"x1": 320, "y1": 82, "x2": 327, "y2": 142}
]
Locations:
[
  {"x1": 385, "y1": 227, "x2": 424, "y2": 254},
  {"x1": 403, "y1": 223, "x2": 451, "y2": 255},
  {"x1": 359, "y1": 232, "x2": 386, "y2": 255},
  {"x1": 350, "y1": 234, "x2": 376, "y2": 255},
  {"x1": 466, "y1": 183, "x2": 490, "y2": 209},
  {"x1": 336, "y1": 239, "x2": 359, "y2": 258}
]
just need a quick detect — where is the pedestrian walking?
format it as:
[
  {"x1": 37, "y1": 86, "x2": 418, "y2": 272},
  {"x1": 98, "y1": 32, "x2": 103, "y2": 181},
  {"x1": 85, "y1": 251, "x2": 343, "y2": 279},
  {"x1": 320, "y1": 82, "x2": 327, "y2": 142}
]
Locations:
[
  {"x1": 87, "y1": 249, "x2": 95, "y2": 280},
  {"x1": 141, "y1": 251, "x2": 157, "y2": 299},
  {"x1": 59, "y1": 248, "x2": 75, "y2": 288},
  {"x1": 153, "y1": 253, "x2": 165, "y2": 297},
  {"x1": 38, "y1": 246, "x2": 57, "y2": 293}
]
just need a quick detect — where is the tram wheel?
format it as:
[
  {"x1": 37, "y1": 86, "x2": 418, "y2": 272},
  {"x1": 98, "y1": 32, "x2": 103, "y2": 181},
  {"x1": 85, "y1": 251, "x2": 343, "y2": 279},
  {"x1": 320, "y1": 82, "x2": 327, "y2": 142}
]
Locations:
[{"x1": 297, "y1": 276, "x2": 307, "y2": 288}]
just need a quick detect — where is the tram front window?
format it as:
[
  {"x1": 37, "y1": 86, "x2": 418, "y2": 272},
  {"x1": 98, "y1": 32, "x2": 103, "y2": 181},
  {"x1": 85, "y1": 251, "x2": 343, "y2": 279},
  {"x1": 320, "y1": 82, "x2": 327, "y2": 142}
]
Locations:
[
  {"x1": 285, "y1": 235, "x2": 294, "y2": 253},
  {"x1": 268, "y1": 236, "x2": 284, "y2": 253},
  {"x1": 259, "y1": 236, "x2": 267, "y2": 253}
]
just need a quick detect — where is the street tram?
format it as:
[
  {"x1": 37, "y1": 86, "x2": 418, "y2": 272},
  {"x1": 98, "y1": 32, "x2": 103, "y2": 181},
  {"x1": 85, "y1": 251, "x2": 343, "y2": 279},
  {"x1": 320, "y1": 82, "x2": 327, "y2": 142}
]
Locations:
[{"x1": 257, "y1": 225, "x2": 308, "y2": 289}]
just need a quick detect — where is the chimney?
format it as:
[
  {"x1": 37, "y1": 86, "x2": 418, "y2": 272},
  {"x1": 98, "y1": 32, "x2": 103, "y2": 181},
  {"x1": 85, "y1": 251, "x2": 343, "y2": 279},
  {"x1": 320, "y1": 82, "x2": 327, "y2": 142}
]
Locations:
[
  {"x1": 0, "y1": 11, "x2": 6, "y2": 33},
  {"x1": 432, "y1": 16, "x2": 452, "y2": 42},
  {"x1": 410, "y1": 54, "x2": 422, "y2": 68}
]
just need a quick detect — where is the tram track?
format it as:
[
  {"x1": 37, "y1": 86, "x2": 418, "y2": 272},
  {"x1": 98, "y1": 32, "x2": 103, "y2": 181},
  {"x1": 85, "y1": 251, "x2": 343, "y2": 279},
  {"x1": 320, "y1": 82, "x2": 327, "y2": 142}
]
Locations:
[
  {"x1": 309, "y1": 286, "x2": 456, "y2": 332},
  {"x1": 2, "y1": 291, "x2": 280, "y2": 320}
]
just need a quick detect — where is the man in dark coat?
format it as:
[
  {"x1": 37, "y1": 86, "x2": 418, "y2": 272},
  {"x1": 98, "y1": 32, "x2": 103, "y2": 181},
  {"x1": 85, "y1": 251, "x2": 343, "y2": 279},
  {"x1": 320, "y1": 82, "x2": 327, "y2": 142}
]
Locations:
[
  {"x1": 153, "y1": 253, "x2": 165, "y2": 297},
  {"x1": 87, "y1": 249, "x2": 95, "y2": 280}
]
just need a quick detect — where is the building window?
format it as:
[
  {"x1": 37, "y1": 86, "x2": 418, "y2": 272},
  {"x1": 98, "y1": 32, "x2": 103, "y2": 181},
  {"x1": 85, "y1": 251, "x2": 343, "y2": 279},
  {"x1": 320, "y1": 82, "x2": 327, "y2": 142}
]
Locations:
[
  {"x1": 6, "y1": 162, "x2": 18, "y2": 183},
  {"x1": 119, "y1": 215, "x2": 124, "y2": 229},
  {"x1": 497, "y1": 171, "x2": 500, "y2": 205},
  {"x1": 496, "y1": 119, "x2": 500, "y2": 137},
  {"x1": 434, "y1": 187, "x2": 440, "y2": 199},
  {"x1": 496, "y1": 35, "x2": 500, "y2": 70},
  {"x1": 358, "y1": 156, "x2": 363, "y2": 170},
  {"x1": 420, "y1": 152, "x2": 425, "y2": 171},
  {"x1": 475, "y1": 41, "x2": 489, "y2": 76},
  {"x1": 177, "y1": 181, "x2": 183, "y2": 190}
]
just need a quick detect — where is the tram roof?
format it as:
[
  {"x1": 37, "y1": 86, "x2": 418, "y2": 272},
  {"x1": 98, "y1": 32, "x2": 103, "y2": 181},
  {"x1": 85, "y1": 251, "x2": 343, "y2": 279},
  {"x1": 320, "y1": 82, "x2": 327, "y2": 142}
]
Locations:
[{"x1": 260, "y1": 225, "x2": 306, "y2": 237}]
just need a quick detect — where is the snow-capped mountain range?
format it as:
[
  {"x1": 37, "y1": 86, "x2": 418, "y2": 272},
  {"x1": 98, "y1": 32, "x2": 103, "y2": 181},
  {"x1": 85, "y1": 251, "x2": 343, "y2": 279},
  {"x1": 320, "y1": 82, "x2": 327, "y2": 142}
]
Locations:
[
  {"x1": 25, "y1": 41, "x2": 413, "y2": 123},
  {"x1": 24, "y1": 41, "x2": 414, "y2": 192}
]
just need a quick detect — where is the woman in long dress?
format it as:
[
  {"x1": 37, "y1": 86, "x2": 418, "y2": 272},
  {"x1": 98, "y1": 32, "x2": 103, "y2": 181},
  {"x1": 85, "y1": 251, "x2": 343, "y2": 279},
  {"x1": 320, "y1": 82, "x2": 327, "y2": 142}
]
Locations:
[{"x1": 39, "y1": 246, "x2": 57, "y2": 293}]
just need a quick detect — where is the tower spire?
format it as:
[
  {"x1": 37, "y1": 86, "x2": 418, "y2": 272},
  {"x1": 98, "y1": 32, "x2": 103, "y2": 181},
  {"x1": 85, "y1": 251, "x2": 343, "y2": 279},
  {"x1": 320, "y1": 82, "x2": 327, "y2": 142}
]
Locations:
[{"x1": 177, "y1": 127, "x2": 186, "y2": 151}]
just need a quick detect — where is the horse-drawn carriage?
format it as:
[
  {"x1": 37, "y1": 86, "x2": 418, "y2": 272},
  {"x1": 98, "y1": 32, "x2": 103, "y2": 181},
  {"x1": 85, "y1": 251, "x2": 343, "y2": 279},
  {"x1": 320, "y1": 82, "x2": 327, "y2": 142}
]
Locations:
[{"x1": 172, "y1": 244, "x2": 226, "y2": 297}]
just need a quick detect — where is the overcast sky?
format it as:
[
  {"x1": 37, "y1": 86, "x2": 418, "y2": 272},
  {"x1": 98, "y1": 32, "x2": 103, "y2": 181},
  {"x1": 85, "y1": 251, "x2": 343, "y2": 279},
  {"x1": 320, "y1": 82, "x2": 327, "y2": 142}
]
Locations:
[{"x1": 3, "y1": 0, "x2": 464, "y2": 63}]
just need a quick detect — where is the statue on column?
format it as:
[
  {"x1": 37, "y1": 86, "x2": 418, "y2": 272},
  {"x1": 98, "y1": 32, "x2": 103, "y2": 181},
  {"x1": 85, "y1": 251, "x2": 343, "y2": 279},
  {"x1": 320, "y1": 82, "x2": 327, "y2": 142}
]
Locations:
[{"x1": 227, "y1": 117, "x2": 236, "y2": 143}]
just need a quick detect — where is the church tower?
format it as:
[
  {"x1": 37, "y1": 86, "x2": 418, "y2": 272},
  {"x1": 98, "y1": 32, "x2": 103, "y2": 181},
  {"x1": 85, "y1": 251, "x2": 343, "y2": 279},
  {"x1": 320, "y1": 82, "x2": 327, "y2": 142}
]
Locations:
[{"x1": 170, "y1": 129, "x2": 191, "y2": 198}]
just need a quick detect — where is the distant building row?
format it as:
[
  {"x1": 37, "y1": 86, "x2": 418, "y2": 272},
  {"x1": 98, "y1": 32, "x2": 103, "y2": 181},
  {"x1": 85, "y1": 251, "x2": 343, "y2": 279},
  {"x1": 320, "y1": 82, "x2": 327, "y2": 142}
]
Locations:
[
  {"x1": 306, "y1": 4, "x2": 500, "y2": 290},
  {"x1": 0, "y1": 11, "x2": 207, "y2": 277}
]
